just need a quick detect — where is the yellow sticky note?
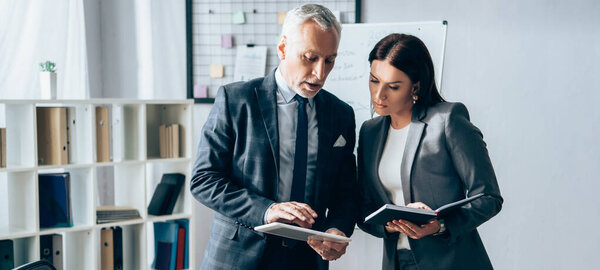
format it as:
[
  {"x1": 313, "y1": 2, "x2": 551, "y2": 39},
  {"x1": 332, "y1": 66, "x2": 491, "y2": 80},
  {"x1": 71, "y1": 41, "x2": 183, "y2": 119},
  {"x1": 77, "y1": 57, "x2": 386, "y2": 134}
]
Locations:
[
  {"x1": 277, "y1": 12, "x2": 286, "y2": 25},
  {"x1": 232, "y1": 11, "x2": 246, "y2": 24},
  {"x1": 209, "y1": 64, "x2": 224, "y2": 78}
]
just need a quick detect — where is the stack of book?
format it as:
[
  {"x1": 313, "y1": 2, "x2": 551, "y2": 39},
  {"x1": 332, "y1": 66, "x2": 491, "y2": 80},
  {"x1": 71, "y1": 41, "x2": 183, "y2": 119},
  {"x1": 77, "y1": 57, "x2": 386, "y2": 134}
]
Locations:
[
  {"x1": 100, "y1": 226, "x2": 123, "y2": 270},
  {"x1": 159, "y1": 124, "x2": 180, "y2": 158},
  {"x1": 36, "y1": 107, "x2": 69, "y2": 165},
  {"x1": 38, "y1": 173, "x2": 73, "y2": 229},
  {"x1": 147, "y1": 173, "x2": 185, "y2": 216},
  {"x1": 96, "y1": 206, "x2": 141, "y2": 224},
  {"x1": 0, "y1": 127, "x2": 6, "y2": 168},
  {"x1": 153, "y1": 219, "x2": 189, "y2": 270}
]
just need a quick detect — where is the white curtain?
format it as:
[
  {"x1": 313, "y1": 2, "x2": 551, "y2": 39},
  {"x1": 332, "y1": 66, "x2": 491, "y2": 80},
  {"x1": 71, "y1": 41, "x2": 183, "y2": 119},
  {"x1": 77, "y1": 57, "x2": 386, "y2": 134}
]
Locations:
[{"x1": 0, "y1": 0, "x2": 89, "y2": 99}]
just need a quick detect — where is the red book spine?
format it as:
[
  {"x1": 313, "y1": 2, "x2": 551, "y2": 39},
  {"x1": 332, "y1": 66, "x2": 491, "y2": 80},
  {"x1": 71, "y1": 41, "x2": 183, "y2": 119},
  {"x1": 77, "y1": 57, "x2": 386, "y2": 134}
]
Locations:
[{"x1": 176, "y1": 227, "x2": 185, "y2": 269}]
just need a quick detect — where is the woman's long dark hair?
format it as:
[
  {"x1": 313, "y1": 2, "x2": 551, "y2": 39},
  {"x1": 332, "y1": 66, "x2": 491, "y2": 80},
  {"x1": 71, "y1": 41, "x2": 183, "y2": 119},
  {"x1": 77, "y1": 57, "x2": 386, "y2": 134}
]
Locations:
[{"x1": 368, "y1": 33, "x2": 445, "y2": 107}]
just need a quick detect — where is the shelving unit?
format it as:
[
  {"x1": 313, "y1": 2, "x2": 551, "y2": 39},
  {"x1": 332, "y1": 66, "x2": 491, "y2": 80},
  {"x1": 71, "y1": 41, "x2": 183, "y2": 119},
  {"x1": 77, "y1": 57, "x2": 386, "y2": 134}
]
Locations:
[{"x1": 0, "y1": 99, "x2": 194, "y2": 269}]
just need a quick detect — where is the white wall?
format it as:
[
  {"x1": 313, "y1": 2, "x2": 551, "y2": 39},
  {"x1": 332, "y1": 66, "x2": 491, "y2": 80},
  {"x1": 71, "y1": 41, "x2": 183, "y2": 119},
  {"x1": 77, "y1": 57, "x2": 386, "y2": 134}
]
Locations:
[
  {"x1": 333, "y1": 0, "x2": 600, "y2": 269},
  {"x1": 84, "y1": 0, "x2": 186, "y2": 99}
]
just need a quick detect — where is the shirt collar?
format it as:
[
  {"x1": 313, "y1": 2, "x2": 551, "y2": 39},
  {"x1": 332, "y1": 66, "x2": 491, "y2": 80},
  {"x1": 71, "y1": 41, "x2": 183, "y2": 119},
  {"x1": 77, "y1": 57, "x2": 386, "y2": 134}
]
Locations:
[{"x1": 275, "y1": 66, "x2": 315, "y2": 108}]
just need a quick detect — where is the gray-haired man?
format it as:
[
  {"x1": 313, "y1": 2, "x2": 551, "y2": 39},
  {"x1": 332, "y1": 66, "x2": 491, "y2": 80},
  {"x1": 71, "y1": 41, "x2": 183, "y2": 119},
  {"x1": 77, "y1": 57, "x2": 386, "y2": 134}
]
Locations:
[{"x1": 191, "y1": 4, "x2": 357, "y2": 270}]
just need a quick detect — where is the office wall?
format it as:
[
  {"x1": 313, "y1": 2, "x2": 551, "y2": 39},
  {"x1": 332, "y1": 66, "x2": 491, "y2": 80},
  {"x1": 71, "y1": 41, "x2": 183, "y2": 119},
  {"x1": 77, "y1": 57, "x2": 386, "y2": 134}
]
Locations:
[{"x1": 336, "y1": 0, "x2": 599, "y2": 269}]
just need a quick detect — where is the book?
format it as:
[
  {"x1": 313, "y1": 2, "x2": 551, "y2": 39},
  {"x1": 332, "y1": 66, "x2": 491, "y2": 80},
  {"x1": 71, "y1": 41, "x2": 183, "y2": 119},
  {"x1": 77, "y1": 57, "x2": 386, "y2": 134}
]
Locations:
[
  {"x1": 171, "y1": 124, "x2": 179, "y2": 158},
  {"x1": 254, "y1": 222, "x2": 352, "y2": 243},
  {"x1": 176, "y1": 227, "x2": 185, "y2": 270},
  {"x1": 36, "y1": 107, "x2": 68, "y2": 165},
  {"x1": 0, "y1": 239, "x2": 14, "y2": 270},
  {"x1": 159, "y1": 124, "x2": 167, "y2": 158},
  {"x1": 364, "y1": 193, "x2": 485, "y2": 226},
  {"x1": 0, "y1": 127, "x2": 6, "y2": 168},
  {"x1": 96, "y1": 206, "x2": 141, "y2": 224},
  {"x1": 96, "y1": 106, "x2": 110, "y2": 162},
  {"x1": 101, "y1": 228, "x2": 114, "y2": 270},
  {"x1": 147, "y1": 173, "x2": 185, "y2": 216},
  {"x1": 172, "y1": 219, "x2": 189, "y2": 269},
  {"x1": 38, "y1": 173, "x2": 73, "y2": 228}
]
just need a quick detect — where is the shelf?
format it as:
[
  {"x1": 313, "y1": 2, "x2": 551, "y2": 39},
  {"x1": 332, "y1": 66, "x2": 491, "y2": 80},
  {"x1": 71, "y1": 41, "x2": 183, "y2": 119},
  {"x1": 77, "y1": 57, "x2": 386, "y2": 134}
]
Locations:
[{"x1": 0, "y1": 99, "x2": 195, "y2": 269}]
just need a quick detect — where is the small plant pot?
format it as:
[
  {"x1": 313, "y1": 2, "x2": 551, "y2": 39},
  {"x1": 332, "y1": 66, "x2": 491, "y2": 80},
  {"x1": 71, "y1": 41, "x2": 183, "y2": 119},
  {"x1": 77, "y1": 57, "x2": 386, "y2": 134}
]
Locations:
[{"x1": 40, "y1": 71, "x2": 57, "y2": 99}]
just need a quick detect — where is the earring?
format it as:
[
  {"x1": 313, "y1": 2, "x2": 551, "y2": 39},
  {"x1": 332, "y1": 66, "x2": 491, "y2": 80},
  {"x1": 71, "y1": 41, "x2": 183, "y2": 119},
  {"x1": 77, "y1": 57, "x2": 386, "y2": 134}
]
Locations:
[{"x1": 412, "y1": 94, "x2": 419, "y2": 104}]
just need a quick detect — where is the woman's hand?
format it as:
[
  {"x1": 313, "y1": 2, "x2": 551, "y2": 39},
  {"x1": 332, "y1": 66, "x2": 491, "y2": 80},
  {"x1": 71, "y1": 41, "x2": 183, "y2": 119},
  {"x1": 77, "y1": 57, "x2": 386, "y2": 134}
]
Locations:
[{"x1": 384, "y1": 202, "x2": 441, "y2": 239}]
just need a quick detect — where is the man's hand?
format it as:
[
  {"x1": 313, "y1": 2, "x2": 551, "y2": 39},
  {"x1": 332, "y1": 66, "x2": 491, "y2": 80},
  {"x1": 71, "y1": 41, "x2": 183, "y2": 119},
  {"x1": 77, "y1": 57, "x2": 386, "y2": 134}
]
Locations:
[
  {"x1": 307, "y1": 228, "x2": 349, "y2": 261},
  {"x1": 384, "y1": 202, "x2": 441, "y2": 239},
  {"x1": 265, "y1": 201, "x2": 318, "y2": 228}
]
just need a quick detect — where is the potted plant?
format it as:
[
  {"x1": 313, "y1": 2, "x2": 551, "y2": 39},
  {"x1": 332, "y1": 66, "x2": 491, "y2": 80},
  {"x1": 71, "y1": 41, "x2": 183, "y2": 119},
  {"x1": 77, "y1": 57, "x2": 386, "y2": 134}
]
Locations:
[{"x1": 39, "y1": 61, "x2": 57, "y2": 99}]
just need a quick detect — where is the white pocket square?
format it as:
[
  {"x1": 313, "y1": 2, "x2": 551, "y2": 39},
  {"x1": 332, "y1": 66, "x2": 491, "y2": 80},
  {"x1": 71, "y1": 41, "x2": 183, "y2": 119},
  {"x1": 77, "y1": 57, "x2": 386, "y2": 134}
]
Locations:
[{"x1": 333, "y1": 135, "x2": 346, "y2": 147}]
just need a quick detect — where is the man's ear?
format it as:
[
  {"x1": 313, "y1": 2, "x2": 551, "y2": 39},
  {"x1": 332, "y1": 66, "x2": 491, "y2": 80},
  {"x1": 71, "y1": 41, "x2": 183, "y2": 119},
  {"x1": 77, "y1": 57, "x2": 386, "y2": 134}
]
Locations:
[{"x1": 277, "y1": 35, "x2": 286, "y2": 60}]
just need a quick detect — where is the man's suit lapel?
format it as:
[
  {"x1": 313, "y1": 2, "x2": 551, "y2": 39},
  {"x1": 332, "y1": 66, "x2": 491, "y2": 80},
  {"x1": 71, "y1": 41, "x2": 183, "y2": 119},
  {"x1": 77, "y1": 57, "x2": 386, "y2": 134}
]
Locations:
[
  {"x1": 400, "y1": 106, "x2": 427, "y2": 205},
  {"x1": 310, "y1": 92, "x2": 334, "y2": 206},
  {"x1": 256, "y1": 70, "x2": 280, "y2": 197}
]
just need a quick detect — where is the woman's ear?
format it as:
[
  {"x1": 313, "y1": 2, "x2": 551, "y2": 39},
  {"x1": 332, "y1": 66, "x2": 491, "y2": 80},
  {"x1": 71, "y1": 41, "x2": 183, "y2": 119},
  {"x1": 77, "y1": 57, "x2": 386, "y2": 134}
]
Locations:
[
  {"x1": 277, "y1": 35, "x2": 287, "y2": 60},
  {"x1": 412, "y1": 81, "x2": 421, "y2": 94}
]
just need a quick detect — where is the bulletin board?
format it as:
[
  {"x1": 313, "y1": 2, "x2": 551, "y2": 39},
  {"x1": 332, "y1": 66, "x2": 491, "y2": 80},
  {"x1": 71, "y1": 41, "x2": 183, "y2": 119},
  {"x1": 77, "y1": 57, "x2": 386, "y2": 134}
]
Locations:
[{"x1": 186, "y1": 0, "x2": 361, "y2": 103}]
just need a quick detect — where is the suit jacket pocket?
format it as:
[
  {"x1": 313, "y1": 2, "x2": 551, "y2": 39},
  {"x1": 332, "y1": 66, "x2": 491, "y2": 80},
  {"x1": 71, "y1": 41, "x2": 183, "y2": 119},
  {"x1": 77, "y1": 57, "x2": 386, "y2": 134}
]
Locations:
[{"x1": 213, "y1": 216, "x2": 239, "y2": 240}]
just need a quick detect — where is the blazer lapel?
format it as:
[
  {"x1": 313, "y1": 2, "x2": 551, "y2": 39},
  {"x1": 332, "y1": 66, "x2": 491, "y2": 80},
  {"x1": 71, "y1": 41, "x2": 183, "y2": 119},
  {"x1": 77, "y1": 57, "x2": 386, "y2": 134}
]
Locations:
[
  {"x1": 255, "y1": 70, "x2": 280, "y2": 195},
  {"x1": 400, "y1": 106, "x2": 427, "y2": 205}
]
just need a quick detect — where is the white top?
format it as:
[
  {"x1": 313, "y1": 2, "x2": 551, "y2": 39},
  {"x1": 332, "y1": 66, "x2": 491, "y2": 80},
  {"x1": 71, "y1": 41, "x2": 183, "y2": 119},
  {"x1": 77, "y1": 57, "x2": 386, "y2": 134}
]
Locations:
[{"x1": 378, "y1": 123, "x2": 411, "y2": 250}]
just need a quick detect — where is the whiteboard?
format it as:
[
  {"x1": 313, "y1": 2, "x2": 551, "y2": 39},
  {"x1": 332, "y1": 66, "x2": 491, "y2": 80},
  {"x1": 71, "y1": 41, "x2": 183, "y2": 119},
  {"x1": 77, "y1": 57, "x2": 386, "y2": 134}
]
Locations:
[{"x1": 324, "y1": 21, "x2": 448, "y2": 132}]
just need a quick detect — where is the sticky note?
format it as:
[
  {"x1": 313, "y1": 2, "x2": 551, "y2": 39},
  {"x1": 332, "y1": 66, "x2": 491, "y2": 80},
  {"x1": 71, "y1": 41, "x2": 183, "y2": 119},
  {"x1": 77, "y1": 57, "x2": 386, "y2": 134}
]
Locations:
[
  {"x1": 209, "y1": 64, "x2": 224, "y2": 78},
  {"x1": 232, "y1": 11, "x2": 245, "y2": 24},
  {"x1": 193, "y1": 84, "x2": 208, "y2": 98},
  {"x1": 221, "y1": 34, "x2": 233, "y2": 48},
  {"x1": 277, "y1": 12, "x2": 286, "y2": 25}
]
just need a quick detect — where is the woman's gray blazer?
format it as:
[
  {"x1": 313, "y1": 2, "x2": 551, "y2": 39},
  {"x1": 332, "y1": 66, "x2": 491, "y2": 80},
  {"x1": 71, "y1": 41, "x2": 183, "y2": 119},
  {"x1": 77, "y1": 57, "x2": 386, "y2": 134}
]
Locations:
[{"x1": 357, "y1": 102, "x2": 503, "y2": 270}]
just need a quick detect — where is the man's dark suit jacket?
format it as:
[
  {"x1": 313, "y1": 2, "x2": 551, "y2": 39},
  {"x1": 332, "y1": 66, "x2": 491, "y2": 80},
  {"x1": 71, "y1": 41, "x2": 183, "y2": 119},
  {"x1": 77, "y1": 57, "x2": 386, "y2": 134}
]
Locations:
[
  {"x1": 191, "y1": 70, "x2": 358, "y2": 270},
  {"x1": 357, "y1": 102, "x2": 503, "y2": 270}
]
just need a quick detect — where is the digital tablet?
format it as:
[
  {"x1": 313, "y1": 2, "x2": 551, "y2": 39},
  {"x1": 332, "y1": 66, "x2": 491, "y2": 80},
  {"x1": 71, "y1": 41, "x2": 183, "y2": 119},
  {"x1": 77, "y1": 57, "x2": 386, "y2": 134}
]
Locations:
[{"x1": 254, "y1": 222, "x2": 352, "y2": 243}]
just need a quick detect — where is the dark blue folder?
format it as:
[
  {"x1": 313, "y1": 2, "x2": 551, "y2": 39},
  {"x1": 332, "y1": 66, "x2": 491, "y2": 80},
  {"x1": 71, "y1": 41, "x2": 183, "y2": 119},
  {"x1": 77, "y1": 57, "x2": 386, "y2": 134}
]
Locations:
[{"x1": 38, "y1": 173, "x2": 73, "y2": 228}]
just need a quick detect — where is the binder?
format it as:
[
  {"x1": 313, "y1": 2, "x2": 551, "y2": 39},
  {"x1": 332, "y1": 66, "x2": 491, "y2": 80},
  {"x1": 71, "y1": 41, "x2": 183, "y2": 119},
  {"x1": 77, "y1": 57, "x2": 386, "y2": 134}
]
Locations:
[
  {"x1": 40, "y1": 234, "x2": 62, "y2": 269},
  {"x1": 96, "y1": 106, "x2": 110, "y2": 162},
  {"x1": 153, "y1": 222, "x2": 179, "y2": 270},
  {"x1": 0, "y1": 239, "x2": 14, "y2": 270},
  {"x1": 36, "y1": 107, "x2": 68, "y2": 165},
  {"x1": 52, "y1": 234, "x2": 63, "y2": 270},
  {"x1": 40, "y1": 235, "x2": 53, "y2": 264},
  {"x1": 0, "y1": 127, "x2": 6, "y2": 168},
  {"x1": 38, "y1": 173, "x2": 73, "y2": 228},
  {"x1": 113, "y1": 226, "x2": 123, "y2": 270},
  {"x1": 101, "y1": 228, "x2": 114, "y2": 270}
]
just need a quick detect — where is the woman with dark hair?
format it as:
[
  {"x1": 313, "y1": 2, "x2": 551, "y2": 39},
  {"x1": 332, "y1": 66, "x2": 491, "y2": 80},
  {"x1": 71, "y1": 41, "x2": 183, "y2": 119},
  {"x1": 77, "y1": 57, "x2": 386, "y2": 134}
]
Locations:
[{"x1": 356, "y1": 33, "x2": 503, "y2": 270}]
